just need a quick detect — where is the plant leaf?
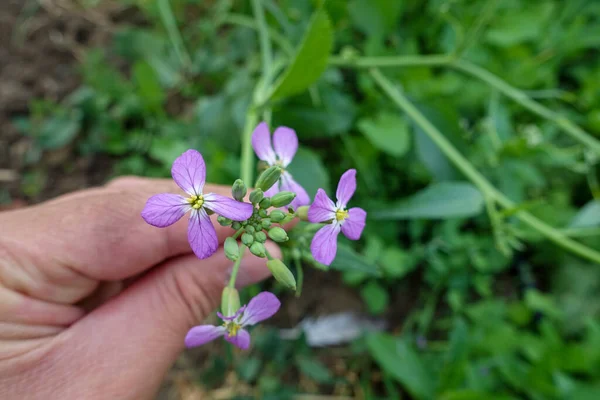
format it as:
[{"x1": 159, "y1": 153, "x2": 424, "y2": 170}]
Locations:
[
  {"x1": 569, "y1": 200, "x2": 600, "y2": 228},
  {"x1": 330, "y1": 243, "x2": 382, "y2": 276},
  {"x1": 358, "y1": 112, "x2": 411, "y2": 157}
]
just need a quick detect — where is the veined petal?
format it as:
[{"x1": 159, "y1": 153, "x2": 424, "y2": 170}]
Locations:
[
  {"x1": 341, "y1": 207, "x2": 367, "y2": 240},
  {"x1": 252, "y1": 122, "x2": 276, "y2": 164},
  {"x1": 172, "y1": 149, "x2": 206, "y2": 196},
  {"x1": 310, "y1": 223, "x2": 341, "y2": 266},
  {"x1": 281, "y1": 172, "x2": 310, "y2": 209},
  {"x1": 141, "y1": 193, "x2": 189, "y2": 227},
  {"x1": 188, "y1": 208, "x2": 218, "y2": 259},
  {"x1": 240, "y1": 292, "x2": 281, "y2": 326},
  {"x1": 203, "y1": 193, "x2": 254, "y2": 221},
  {"x1": 225, "y1": 329, "x2": 251, "y2": 350},
  {"x1": 185, "y1": 325, "x2": 225, "y2": 348},
  {"x1": 273, "y1": 126, "x2": 298, "y2": 167},
  {"x1": 335, "y1": 169, "x2": 357, "y2": 208},
  {"x1": 307, "y1": 188, "x2": 336, "y2": 223}
]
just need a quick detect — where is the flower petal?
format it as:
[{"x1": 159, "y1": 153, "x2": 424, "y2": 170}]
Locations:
[
  {"x1": 264, "y1": 182, "x2": 280, "y2": 198},
  {"x1": 310, "y1": 223, "x2": 341, "y2": 266},
  {"x1": 240, "y1": 292, "x2": 281, "y2": 326},
  {"x1": 185, "y1": 325, "x2": 225, "y2": 348},
  {"x1": 336, "y1": 169, "x2": 357, "y2": 208},
  {"x1": 341, "y1": 207, "x2": 367, "y2": 240},
  {"x1": 273, "y1": 126, "x2": 298, "y2": 167},
  {"x1": 203, "y1": 193, "x2": 254, "y2": 221},
  {"x1": 188, "y1": 208, "x2": 218, "y2": 259},
  {"x1": 141, "y1": 193, "x2": 189, "y2": 227},
  {"x1": 225, "y1": 329, "x2": 251, "y2": 350},
  {"x1": 281, "y1": 172, "x2": 310, "y2": 209},
  {"x1": 307, "y1": 188, "x2": 336, "y2": 223},
  {"x1": 217, "y1": 305, "x2": 247, "y2": 322},
  {"x1": 252, "y1": 122, "x2": 276, "y2": 164},
  {"x1": 172, "y1": 149, "x2": 206, "y2": 195}
]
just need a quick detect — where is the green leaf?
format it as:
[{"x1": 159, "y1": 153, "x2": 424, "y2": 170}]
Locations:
[
  {"x1": 38, "y1": 109, "x2": 82, "y2": 150},
  {"x1": 133, "y1": 61, "x2": 165, "y2": 112},
  {"x1": 357, "y1": 112, "x2": 411, "y2": 157},
  {"x1": 380, "y1": 247, "x2": 416, "y2": 279},
  {"x1": 330, "y1": 243, "x2": 382, "y2": 276},
  {"x1": 360, "y1": 281, "x2": 389, "y2": 315},
  {"x1": 296, "y1": 357, "x2": 333, "y2": 384},
  {"x1": 569, "y1": 200, "x2": 600, "y2": 228},
  {"x1": 148, "y1": 137, "x2": 190, "y2": 167},
  {"x1": 372, "y1": 182, "x2": 485, "y2": 220},
  {"x1": 286, "y1": 147, "x2": 330, "y2": 197},
  {"x1": 367, "y1": 333, "x2": 435, "y2": 399},
  {"x1": 269, "y1": 6, "x2": 333, "y2": 101}
]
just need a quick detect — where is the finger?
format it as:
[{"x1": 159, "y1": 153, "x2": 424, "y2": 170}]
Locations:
[
  {"x1": 0, "y1": 177, "x2": 242, "y2": 281},
  {"x1": 45, "y1": 243, "x2": 278, "y2": 398}
]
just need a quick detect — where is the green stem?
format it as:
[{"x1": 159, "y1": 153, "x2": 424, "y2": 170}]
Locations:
[
  {"x1": 329, "y1": 54, "x2": 452, "y2": 68},
  {"x1": 241, "y1": 107, "x2": 259, "y2": 186},
  {"x1": 157, "y1": 0, "x2": 191, "y2": 69},
  {"x1": 220, "y1": 14, "x2": 294, "y2": 55},
  {"x1": 294, "y1": 257, "x2": 303, "y2": 297},
  {"x1": 370, "y1": 68, "x2": 600, "y2": 265},
  {"x1": 251, "y1": 0, "x2": 273, "y2": 85},
  {"x1": 228, "y1": 256, "x2": 243, "y2": 288}
]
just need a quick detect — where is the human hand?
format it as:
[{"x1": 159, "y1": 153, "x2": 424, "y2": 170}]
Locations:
[{"x1": 0, "y1": 177, "x2": 276, "y2": 399}]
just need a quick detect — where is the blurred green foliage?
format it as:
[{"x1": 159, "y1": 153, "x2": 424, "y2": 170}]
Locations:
[{"x1": 13, "y1": 0, "x2": 600, "y2": 398}]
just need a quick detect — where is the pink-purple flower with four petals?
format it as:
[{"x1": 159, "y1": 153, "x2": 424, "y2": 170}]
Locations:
[
  {"x1": 141, "y1": 149, "x2": 254, "y2": 259},
  {"x1": 308, "y1": 169, "x2": 367, "y2": 265},
  {"x1": 185, "y1": 291, "x2": 280, "y2": 350},
  {"x1": 252, "y1": 122, "x2": 310, "y2": 209}
]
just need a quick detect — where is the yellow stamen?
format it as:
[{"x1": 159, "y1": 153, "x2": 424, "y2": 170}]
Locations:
[
  {"x1": 335, "y1": 209, "x2": 348, "y2": 222},
  {"x1": 187, "y1": 194, "x2": 204, "y2": 209}
]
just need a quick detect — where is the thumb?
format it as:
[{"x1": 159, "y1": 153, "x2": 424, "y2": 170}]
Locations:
[{"x1": 50, "y1": 245, "x2": 277, "y2": 399}]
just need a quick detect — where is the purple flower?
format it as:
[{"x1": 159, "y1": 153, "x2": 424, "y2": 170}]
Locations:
[
  {"x1": 185, "y1": 291, "x2": 280, "y2": 350},
  {"x1": 141, "y1": 149, "x2": 254, "y2": 259},
  {"x1": 251, "y1": 122, "x2": 310, "y2": 209},
  {"x1": 308, "y1": 169, "x2": 367, "y2": 265}
]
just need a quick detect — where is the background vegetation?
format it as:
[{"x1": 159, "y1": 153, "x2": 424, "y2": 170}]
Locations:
[{"x1": 3, "y1": 0, "x2": 600, "y2": 398}]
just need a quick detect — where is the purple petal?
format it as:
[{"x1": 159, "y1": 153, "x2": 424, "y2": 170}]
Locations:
[
  {"x1": 225, "y1": 329, "x2": 251, "y2": 350},
  {"x1": 252, "y1": 122, "x2": 276, "y2": 164},
  {"x1": 172, "y1": 149, "x2": 206, "y2": 195},
  {"x1": 141, "y1": 193, "x2": 189, "y2": 227},
  {"x1": 281, "y1": 172, "x2": 310, "y2": 209},
  {"x1": 272, "y1": 126, "x2": 298, "y2": 167},
  {"x1": 264, "y1": 183, "x2": 280, "y2": 198},
  {"x1": 307, "y1": 188, "x2": 336, "y2": 223},
  {"x1": 203, "y1": 193, "x2": 254, "y2": 221},
  {"x1": 217, "y1": 305, "x2": 247, "y2": 322},
  {"x1": 185, "y1": 325, "x2": 225, "y2": 348},
  {"x1": 341, "y1": 207, "x2": 367, "y2": 240},
  {"x1": 188, "y1": 209, "x2": 218, "y2": 259},
  {"x1": 240, "y1": 292, "x2": 281, "y2": 326},
  {"x1": 310, "y1": 223, "x2": 341, "y2": 266},
  {"x1": 336, "y1": 169, "x2": 357, "y2": 208}
]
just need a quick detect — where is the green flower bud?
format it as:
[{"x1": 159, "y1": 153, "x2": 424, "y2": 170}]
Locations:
[
  {"x1": 221, "y1": 287, "x2": 241, "y2": 317},
  {"x1": 245, "y1": 224, "x2": 256, "y2": 234},
  {"x1": 281, "y1": 213, "x2": 296, "y2": 224},
  {"x1": 217, "y1": 216, "x2": 232, "y2": 226},
  {"x1": 255, "y1": 166, "x2": 282, "y2": 191},
  {"x1": 232, "y1": 221, "x2": 241, "y2": 230},
  {"x1": 241, "y1": 233, "x2": 254, "y2": 246},
  {"x1": 268, "y1": 227, "x2": 289, "y2": 242},
  {"x1": 224, "y1": 237, "x2": 239, "y2": 261},
  {"x1": 269, "y1": 209, "x2": 286, "y2": 222},
  {"x1": 258, "y1": 209, "x2": 268, "y2": 218},
  {"x1": 259, "y1": 197, "x2": 271, "y2": 209},
  {"x1": 266, "y1": 259, "x2": 297, "y2": 290},
  {"x1": 296, "y1": 205, "x2": 309, "y2": 221},
  {"x1": 249, "y1": 242, "x2": 266, "y2": 258},
  {"x1": 271, "y1": 191, "x2": 296, "y2": 208},
  {"x1": 231, "y1": 179, "x2": 247, "y2": 201},
  {"x1": 249, "y1": 189, "x2": 264, "y2": 204},
  {"x1": 254, "y1": 231, "x2": 267, "y2": 243},
  {"x1": 261, "y1": 218, "x2": 272, "y2": 229}
]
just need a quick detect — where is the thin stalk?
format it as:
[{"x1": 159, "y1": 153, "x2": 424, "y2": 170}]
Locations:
[
  {"x1": 240, "y1": 107, "x2": 259, "y2": 186},
  {"x1": 329, "y1": 54, "x2": 452, "y2": 68},
  {"x1": 220, "y1": 14, "x2": 294, "y2": 55},
  {"x1": 228, "y1": 256, "x2": 243, "y2": 288},
  {"x1": 370, "y1": 68, "x2": 600, "y2": 264},
  {"x1": 251, "y1": 0, "x2": 273, "y2": 85},
  {"x1": 294, "y1": 257, "x2": 303, "y2": 297},
  {"x1": 157, "y1": 0, "x2": 191, "y2": 69}
]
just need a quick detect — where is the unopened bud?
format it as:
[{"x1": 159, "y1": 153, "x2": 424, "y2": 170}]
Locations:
[
  {"x1": 266, "y1": 259, "x2": 296, "y2": 290},
  {"x1": 249, "y1": 242, "x2": 266, "y2": 258},
  {"x1": 231, "y1": 179, "x2": 247, "y2": 201},
  {"x1": 221, "y1": 287, "x2": 241, "y2": 317},
  {"x1": 296, "y1": 205, "x2": 309, "y2": 221},
  {"x1": 217, "y1": 215, "x2": 232, "y2": 226},
  {"x1": 254, "y1": 231, "x2": 267, "y2": 243},
  {"x1": 232, "y1": 221, "x2": 241, "y2": 230},
  {"x1": 270, "y1": 191, "x2": 296, "y2": 208},
  {"x1": 255, "y1": 166, "x2": 282, "y2": 191},
  {"x1": 249, "y1": 189, "x2": 264, "y2": 204},
  {"x1": 224, "y1": 237, "x2": 239, "y2": 261},
  {"x1": 241, "y1": 233, "x2": 254, "y2": 246},
  {"x1": 268, "y1": 227, "x2": 289, "y2": 242},
  {"x1": 259, "y1": 197, "x2": 271, "y2": 209},
  {"x1": 245, "y1": 225, "x2": 256, "y2": 234},
  {"x1": 269, "y1": 209, "x2": 286, "y2": 222},
  {"x1": 258, "y1": 209, "x2": 268, "y2": 218},
  {"x1": 261, "y1": 218, "x2": 272, "y2": 229}
]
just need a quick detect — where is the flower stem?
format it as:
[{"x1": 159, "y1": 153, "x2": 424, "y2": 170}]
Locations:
[
  {"x1": 157, "y1": 0, "x2": 191, "y2": 69},
  {"x1": 240, "y1": 107, "x2": 259, "y2": 186},
  {"x1": 294, "y1": 257, "x2": 303, "y2": 298},
  {"x1": 228, "y1": 255, "x2": 243, "y2": 289},
  {"x1": 251, "y1": 0, "x2": 273, "y2": 86},
  {"x1": 370, "y1": 67, "x2": 600, "y2": 265}
]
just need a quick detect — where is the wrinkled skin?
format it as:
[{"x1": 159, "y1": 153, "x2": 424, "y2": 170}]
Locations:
[{"x1": 0, "y1": 177, "x2": 276, "y2": 399}]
